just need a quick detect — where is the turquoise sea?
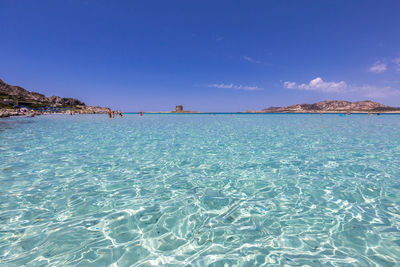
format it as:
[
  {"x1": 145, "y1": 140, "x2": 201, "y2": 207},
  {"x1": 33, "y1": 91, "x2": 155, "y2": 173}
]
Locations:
[{"x1": 1, "y1": 114, "x2": 400, "y2": 266}]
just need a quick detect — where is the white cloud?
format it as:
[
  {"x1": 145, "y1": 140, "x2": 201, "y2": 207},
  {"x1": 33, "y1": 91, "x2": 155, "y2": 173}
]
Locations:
[
  {"x1": 283, "y1": 81, "x2": 296, "y2": 89},
  {"x1": 283, "y1": 77, "x2": 347, "y2": 93},
  {"x1": 393, "y1": 58, "x2": 400, "y2": 71},
  {"x1": 283, "y1": 77, "x2": 400, "y2": 98},
  {"x1": 369, "y1": 62, "x2": 387, "y2": 73},
  {"x1": 208, "y1": 83, "x2": 262, "y2": 91}
]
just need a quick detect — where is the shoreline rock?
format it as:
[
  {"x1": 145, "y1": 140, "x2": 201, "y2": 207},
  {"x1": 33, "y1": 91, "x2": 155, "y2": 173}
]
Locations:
[
  {"x1": 0, "y1": 108, "x2": 110, "y2": 118},
  {"x1": 1, "y1": 78, "x2": 110, "y2": 117}
]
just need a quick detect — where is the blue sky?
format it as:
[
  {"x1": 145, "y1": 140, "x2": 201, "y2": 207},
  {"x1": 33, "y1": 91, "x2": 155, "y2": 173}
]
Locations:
[{"x1": 1, "y1": 0, "x2": 400, "y2": 111}]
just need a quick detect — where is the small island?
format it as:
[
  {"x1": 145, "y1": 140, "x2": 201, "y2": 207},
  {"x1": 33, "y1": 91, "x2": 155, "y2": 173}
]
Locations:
[
  {"x1": 170, "y1": 105, "x2": 198, "y2": 113},
  {"x1": 144, "y1": 105, "x2": 199, "y2": 114}
]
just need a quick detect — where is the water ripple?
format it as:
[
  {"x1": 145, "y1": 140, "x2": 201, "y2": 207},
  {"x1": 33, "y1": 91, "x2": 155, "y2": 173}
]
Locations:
[{"x1": 1, "y1": 114, "x2": 400, "y2": 266}]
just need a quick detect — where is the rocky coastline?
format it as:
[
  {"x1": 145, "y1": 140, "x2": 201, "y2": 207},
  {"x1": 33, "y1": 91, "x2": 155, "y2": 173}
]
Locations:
[
  {"x1": 248, "y1": 100, "x2": 400, "y2": 114},
  {"x1": 0, "y1": 78, "x2": 109, "y2": 117},
  {"x1": 0, "y1": 106, "x2": 110, "y2": 118}
]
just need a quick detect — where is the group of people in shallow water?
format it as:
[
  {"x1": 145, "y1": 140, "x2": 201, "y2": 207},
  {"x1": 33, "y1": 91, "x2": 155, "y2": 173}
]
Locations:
[{"x1": 107, "y1": 108, "x2": 123, "y2": 118}]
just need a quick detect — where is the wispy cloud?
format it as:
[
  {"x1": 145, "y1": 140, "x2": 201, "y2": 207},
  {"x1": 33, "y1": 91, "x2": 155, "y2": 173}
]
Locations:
[
  {"x1": 393, "y1": 58, "x2": 400, "y2": 72},
  {"x1": 242, "y1": 56, "x2": 270, "y2": 66},
  {"x1": 283, "y1": 77, "x2": 400, "y2": 98},
  {"x1": 369, "y1": 62, "x2": 387, "y2": 73},
  {"x1": 358, "y1": 85, "x2": 400, "y2": 98},
  {"x1": 209, "y1": 83, "x2": 262, "y2": 91},
  {"x1": 242, "y1": 56, "x2": 262, "y2": 64}
]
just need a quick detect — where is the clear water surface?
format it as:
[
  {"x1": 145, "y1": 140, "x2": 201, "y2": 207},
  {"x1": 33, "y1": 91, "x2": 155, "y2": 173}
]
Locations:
[{"x1": 1, "y1": 114, "x2": 400, "y2": 266}]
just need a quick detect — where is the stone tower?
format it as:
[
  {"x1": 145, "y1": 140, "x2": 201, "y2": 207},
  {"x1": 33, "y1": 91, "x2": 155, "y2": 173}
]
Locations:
[{"x1": 176, "y1": 105, "x2": 183, "y2": 112}]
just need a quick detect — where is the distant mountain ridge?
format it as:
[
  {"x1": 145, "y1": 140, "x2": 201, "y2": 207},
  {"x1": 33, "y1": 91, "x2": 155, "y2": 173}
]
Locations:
[
  {"x1": 261, "y1": 100, "x2": 400, "y2": 113},
  {"x1": 0, "y1": 78, "x2": 85, "y2": 107}
]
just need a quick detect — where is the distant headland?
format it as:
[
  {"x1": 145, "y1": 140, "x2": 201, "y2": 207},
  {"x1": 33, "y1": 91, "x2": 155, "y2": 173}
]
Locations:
[
  {"x1": 0, "y1": 78, "x2": 109, "y2": 117},
  {"x1": 246, "y1": 100, "x2": 400, "y2": 114}
]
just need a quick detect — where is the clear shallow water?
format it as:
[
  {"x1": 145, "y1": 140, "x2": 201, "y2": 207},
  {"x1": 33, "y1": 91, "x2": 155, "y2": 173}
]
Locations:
[{"x1": 1, "y1": 114, "x2": 400, "y2": 266}]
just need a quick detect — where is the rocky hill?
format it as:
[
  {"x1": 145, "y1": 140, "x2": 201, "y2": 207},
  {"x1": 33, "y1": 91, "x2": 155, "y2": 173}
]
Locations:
[
  {"x1": 261, "y1": 100, "x2": 400, "y2": 113},
  {"x1": 0, "y1": 78, "x2": 109, "y2": 117},
  {"x1": 0, "y1": 79, "x2": 86, "y2": 107}
]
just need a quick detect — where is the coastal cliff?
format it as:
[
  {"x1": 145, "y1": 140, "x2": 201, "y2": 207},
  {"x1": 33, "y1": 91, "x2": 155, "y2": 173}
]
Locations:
[
  {"x1": 0, "y1": 78, "x2": 109, "y2": 117},
  {"x1": 258, "y1": 100, "x2": 400, "y2": 113}
]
